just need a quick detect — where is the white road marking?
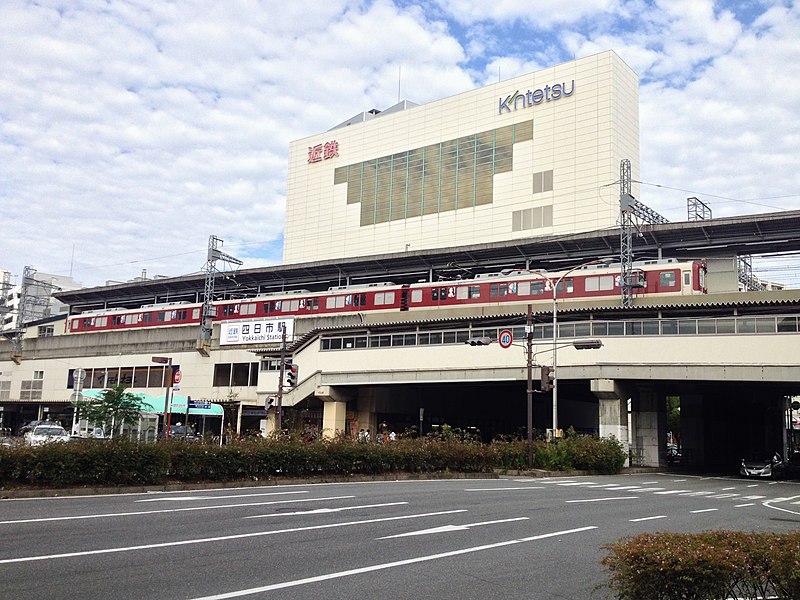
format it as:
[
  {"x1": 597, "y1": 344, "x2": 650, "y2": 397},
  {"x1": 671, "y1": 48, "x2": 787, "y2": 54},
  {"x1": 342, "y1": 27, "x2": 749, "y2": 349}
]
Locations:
[
  {"x1": 764, "y1": 495, "x2": 800, "y2": 516},
  {"x1": 721, "y1": 487, "x2": 737, "y2": 491},
  {"x1": 640, "y1": 481, "x2": 659, "y2": 484},
  {"x1": 709, "y1": 493, "x2": 740, "y2": 499},
  {"x1": 680, "y1": 491, "x2": 715, "y2": 496},
  {"x1": 629, "y1": 515, "x2": 667, "y2": 522},
  {"x1": 136, "y1": 491, "x2": 307, "y2": 502},
  {"x1": 672, "y1": 479, "x2": 687, "y2": 482},
  {"x1": 653, "y1": 490, "x2": 691, "y2": 495},
  {"x1": 463, "y1": 487, "x2": 544, "y2": 491},
  {"x1": 734, "y1": 503, "x2": 755, "y2": 507},
  {"x1": 245, "y1": 502, "x2": 407, "y2": 518},
  {"x1": 0, "y1": 509, "x2": 469, "y2": 564},
  {"x1": 740, "y1": 495, "x2": 766, "y2": 500},
  {"x1": 0, "y1": 495, "x2": 356, "y2": 525},
  {"x1": 565, "y1": 496, "x2": 638, "y2": 503},
  {"x1": 376, "y1": 517, "x2": 529, "y2": 539},
  {"x1": 690, "y1": 508, "x2": 719, "y2": 514},
  {"x1": 187, "y1": 526, "x2": 598, "y2": 599}
]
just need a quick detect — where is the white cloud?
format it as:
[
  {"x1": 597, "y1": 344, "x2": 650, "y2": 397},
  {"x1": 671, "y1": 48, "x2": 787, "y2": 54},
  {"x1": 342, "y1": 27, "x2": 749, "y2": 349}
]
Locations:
[{"x1": 0, "y1": 0, "x2": 797, "y2": 289}]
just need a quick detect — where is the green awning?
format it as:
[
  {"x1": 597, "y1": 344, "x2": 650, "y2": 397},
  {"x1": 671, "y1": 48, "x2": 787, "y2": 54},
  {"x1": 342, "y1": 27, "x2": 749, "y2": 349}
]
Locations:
[{"x1": 77, "y1": 390, "x2": 224, "y2": 417}]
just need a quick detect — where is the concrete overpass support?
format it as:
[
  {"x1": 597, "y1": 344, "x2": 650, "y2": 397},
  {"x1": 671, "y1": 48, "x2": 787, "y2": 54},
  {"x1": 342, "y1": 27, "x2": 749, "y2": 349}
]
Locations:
[
  {"x1": 315, "y1": 385, "x2": 350, "y2": 439},
  {"x1": 591, "y1": 379, "x2": 630, "y2": 465},
  {"x1": 632, "y1": 386, "x2": 667, "y2": 467}
]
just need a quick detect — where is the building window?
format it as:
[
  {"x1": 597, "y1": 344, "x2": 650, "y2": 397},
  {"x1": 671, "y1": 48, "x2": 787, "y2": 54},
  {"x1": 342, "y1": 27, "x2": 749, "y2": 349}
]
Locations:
[
  {"x1": 38, "y1": 325, "x2": 54, "y2": 337},
  {"x1": 0, "y1": 380, "x2": 10, "y2": 401},
  {"x1": 214, "y1": 362, "x2": 259, "y2": 387},
  {"x1": 20, "y1": 379, "x2": 43, "y2": 401},
  {"x1": 338, "y1": 121, "x2": 531, "y2": 226},
  {"x1": 512, "y1": 206, "x2": 553, "y2": 232},
  {"x1": 533, "y1": 169, "x2": 554, "y2": 193}
]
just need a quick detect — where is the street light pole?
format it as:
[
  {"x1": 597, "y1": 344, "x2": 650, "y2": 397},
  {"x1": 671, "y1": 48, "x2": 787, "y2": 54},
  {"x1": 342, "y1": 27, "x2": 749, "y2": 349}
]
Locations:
[
  {"x1": 152, "y1": 356, "x2": 172, "y2": 438},
  {"x1": 526, "y1": 304, "x2": 534, "y2": 468}
]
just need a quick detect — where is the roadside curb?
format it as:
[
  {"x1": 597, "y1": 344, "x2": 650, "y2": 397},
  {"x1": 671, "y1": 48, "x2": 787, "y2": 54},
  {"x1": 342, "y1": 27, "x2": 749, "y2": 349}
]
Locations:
[{"x1": 0, "y1": 467, "x2": 658, "y2": 500}]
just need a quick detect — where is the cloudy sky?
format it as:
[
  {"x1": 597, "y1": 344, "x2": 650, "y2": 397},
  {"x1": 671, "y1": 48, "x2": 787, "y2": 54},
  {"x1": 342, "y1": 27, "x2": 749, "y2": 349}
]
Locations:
[{"x1": 1, "y1": 0, "x2": 798, "y2": 289}]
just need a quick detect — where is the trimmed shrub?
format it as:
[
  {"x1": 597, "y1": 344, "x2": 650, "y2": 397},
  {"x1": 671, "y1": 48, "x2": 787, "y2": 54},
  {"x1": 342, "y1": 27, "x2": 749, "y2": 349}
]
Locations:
[
  {"x1": 601, "y1": 531, "x2": 800, "y2": 599},
  {"x1": 0, "y1": 433, "x2": 626, "y2": 489}
]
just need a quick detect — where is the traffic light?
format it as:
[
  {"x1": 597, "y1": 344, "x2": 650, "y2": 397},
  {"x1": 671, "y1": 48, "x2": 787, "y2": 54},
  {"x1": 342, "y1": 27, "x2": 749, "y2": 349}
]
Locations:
[
  {"x1": 285, "y1": 363, "x2": 298, "y2": 387},
  {"x1": 540, "y1": 365, "x2": 554, "y2": 391},
  {"x1": 465, "y1": 337, "x2": 491, "y2": 346}
]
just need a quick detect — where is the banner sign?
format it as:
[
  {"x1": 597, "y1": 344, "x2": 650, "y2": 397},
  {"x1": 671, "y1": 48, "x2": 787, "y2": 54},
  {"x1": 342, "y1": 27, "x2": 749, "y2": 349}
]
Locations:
[{"x1": 220, "y1": 318, "x2": 295, "y2": 346}]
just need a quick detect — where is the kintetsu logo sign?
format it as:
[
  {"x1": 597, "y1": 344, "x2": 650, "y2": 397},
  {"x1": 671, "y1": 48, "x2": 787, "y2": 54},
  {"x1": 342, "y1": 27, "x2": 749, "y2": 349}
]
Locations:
[
  {"x1": 498, "y1": 80, "x2": 575, "y2": 114},
  {"x1": 308, "y1": 140, "x2": 339, "y2": 163}
]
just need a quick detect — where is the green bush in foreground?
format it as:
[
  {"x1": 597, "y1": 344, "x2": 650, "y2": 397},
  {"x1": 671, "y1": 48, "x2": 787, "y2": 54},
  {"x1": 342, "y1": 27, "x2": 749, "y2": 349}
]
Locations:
[
  {"x1": 601, "y1": 531, "x2": 800, "y2": 599},
  {"x1": 0, "y1": 433, "x2": 626, "y2": 488}
]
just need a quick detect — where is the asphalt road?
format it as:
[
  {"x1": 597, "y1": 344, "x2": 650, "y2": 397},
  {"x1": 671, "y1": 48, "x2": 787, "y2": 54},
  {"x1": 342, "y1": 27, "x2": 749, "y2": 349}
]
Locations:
[{"x1": 2, "y1": 473, "x2": 800, "y2": 600}]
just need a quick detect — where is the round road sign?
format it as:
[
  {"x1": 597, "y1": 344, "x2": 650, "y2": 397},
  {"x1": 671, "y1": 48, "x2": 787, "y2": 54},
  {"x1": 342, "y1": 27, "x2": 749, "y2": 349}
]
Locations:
[
  {"x1": 498, "y1": 329, "x2": 513, "y2": 349},
  {"x1": 173, "y1": 369, "x2": 182, "y2": 384}
]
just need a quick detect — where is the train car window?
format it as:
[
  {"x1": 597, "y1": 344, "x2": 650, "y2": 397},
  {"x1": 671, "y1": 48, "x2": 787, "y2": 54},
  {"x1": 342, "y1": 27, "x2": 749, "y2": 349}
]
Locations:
[
  {"x1": 555, "y1": 278, "x2": 573, "y2": 294},
  {"x1": 112, "y1": 315, "x2": 124, "y2": 325},
  {"x1": 586, "y1": 275, "x2": 615, "y2": 292},
  {"x1": 431, "y1": 288, "x2": 439, "y2": 301},
  {"x1": 126, "y1": 314, "x2": 137, "y2": 324},
  {"x1": 157, "y1": 312, "x2": 166, "y2": 322},
  {"x1": 469, "y1": 285, "x2": 480, "y2": 298},
  {"x1": 326, "y1": 297, "x2": 336, "y2": 309},
  {"x1": 659, "y1": 271, "x2": 677, "y2": 288},
  {"x1": 177, "y1": 310, "x2": 188, "y2": 320},
  {"x1": 532, "y1": 281, "x2": 545, "y2": 295},
  {"x1": 411, "y1": 289, "x2": 423, "y2": 303},
  {"x1": 95, "y1": 317, "x2": 107, "y2": 327},
  {"x1": 490, "y1": 283, "x2": 507, "y2": 297},
  {"x1": 241, "y1": 304, "x2": 256, "y2": 316},
  {"x1": 517, "y1": 281, "x2": 530, "y2": 295},
  {"x1": 683, "y1": 271, "x2": 690, "y2": 286},
  {"x1": 142, "y1": 313, "x2": 152, "y2": 322},
  {"x1": 192, "y1": 308, "x2": 200, "y2": 319},
  {"x1": 374, "y1": 293, "x2": 384, "y2": 306}
]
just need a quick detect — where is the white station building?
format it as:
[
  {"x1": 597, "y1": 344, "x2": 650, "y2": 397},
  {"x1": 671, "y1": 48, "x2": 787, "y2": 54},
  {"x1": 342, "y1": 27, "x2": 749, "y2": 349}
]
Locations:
[{"x1": 284, "y1": 50, "x2": 639, "y2": 263}]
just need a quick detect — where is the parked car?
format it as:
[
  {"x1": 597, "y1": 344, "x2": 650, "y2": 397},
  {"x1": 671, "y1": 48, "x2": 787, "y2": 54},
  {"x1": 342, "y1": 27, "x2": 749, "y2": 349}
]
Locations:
[
  {"x1": 18, "y1": 420, "x2": 47, "y2": 436},
  {"x1": 740, "y1": 452, "x2": 783, "y2": 479},
  {"x1": 25, "y1": 423, "x2": 71, "y2": 446}
]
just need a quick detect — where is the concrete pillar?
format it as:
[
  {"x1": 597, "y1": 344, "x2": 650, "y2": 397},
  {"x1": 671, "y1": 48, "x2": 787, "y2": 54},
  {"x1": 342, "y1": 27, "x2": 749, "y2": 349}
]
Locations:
[
  {"x1": 321, "y1": 400, "x2": 347, "y2": 439},
  {"x1": 632, "y1": 387, "x2": 667, "y2": 467},
  {"x1": 591, "y1": 379, "x2": 630, "y2": 465}
]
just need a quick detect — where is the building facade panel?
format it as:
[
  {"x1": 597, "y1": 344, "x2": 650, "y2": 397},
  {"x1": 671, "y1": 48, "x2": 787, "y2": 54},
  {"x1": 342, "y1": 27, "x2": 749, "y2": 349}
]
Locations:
[{"x1": 284, "y1": 51, "x2": 640, "y2": 264}]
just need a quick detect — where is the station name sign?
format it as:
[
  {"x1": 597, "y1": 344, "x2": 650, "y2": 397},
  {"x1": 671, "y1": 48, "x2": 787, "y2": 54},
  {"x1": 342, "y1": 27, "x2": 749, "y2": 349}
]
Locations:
[
  {"x1": 498, "y1": 80, "x2": 575, "y2": 114},
  {"x1": 220, "y1": 318, "x2": 295, "y2": 346}
]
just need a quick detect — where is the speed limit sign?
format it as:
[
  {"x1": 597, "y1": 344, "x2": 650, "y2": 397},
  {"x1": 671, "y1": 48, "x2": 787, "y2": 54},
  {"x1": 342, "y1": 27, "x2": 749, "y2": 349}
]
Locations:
[{"x1": 498, "y1": 329, "x2": 513, "y2": 349}]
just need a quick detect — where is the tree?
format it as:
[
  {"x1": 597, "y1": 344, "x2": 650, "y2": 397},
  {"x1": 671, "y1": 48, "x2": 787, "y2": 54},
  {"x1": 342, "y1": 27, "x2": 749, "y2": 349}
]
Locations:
[{"x1": 73, "y1": 384, "x2": 143, "y2": 438}]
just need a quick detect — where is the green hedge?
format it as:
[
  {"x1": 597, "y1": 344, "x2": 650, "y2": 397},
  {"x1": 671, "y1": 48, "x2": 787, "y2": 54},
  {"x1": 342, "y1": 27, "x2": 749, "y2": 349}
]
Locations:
[
  {"x1": 601, "y1": 531, "x2": 800, "y2": 599},
  {"x1": 0, "y1": 434, "x2": 626, "y2": 488}
]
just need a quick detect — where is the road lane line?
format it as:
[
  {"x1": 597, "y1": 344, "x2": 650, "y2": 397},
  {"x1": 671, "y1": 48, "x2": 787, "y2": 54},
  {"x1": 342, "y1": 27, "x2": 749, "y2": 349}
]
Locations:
[
  {"x1": 629, "y1": 516, "x2": 667, "y2": 522},
  {"x1": 653, "y1": 490, "x2": 690, "y2": 495},
  {"x1": 0, "y1": 495, "x2": 357, "y2": 525},
  {"x1": 187, "y1": 526, "x2": 599, "y2": 599},
  {"x1": 377, "y1": 517, "x2": 529, "y2": 539},
  {"x1": 245, "y1": 502, "x2": 408, "y2": 518},
  {"x1": 690, "y1": 509, "x2": 719, "y2": 514},
  {"x1": 136, "y1": 491, "x2": 307, "y2": 502},
  {"x1": 565, "y1": 496, "x2": 638, "y2": 503},
  {"x1": 463, "y1": 487, "x2": 544, "y2": 491},
  {"x1": 0, "y1": 509, "x2": 469, "y2": 564},
  {"x1": 734, "y1": 503, "x2": 755, "y2": 507}
]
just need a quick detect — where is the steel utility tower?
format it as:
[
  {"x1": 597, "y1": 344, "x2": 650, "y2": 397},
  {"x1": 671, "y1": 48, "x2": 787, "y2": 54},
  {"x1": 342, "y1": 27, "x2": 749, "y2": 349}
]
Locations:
[
  {"x1": 618, "y1": 159, "x2": 670, "y2": 308},
  {"x1": 197, "y1": 236, "x2": 242, "y2": 356}
]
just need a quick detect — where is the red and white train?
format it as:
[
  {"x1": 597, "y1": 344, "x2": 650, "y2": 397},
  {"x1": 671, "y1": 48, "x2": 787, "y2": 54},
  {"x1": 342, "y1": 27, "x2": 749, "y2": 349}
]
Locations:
[{"x1": 67, "y1": 259, "x2": 706, "y2": 334}]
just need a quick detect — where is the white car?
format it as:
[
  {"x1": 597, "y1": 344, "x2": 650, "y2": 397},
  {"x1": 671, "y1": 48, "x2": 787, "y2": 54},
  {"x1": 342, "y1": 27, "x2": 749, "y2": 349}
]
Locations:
[{"x1": 25, "y1": 423, "x2": 71, "y2": 446}]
